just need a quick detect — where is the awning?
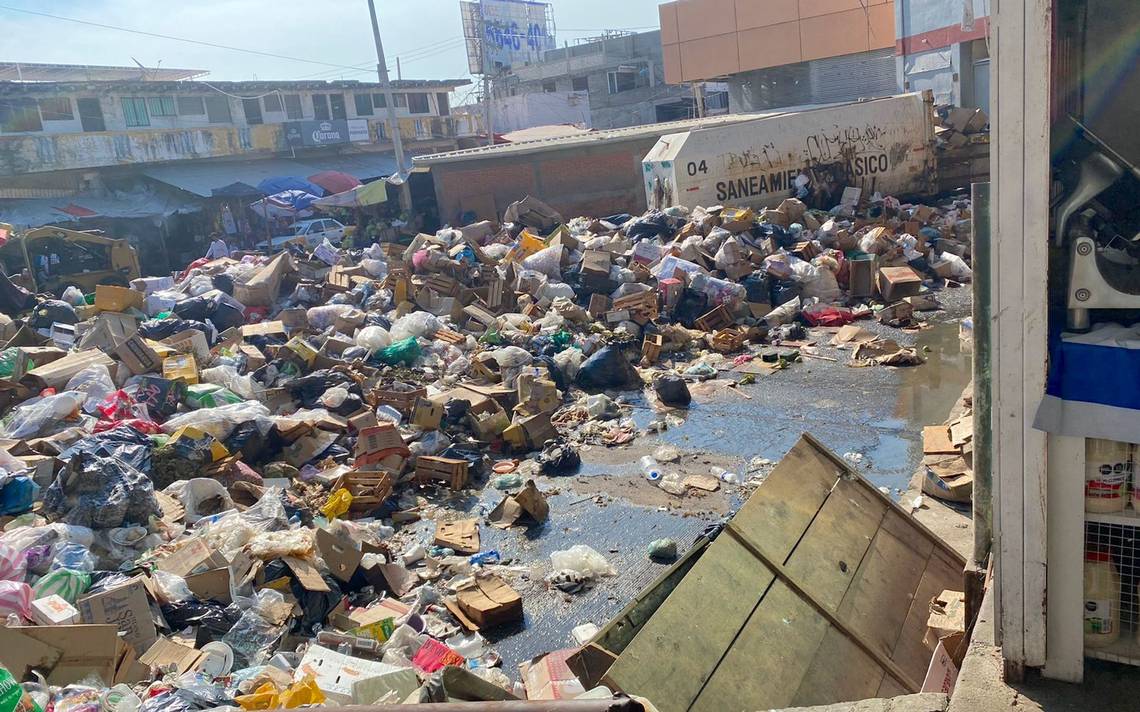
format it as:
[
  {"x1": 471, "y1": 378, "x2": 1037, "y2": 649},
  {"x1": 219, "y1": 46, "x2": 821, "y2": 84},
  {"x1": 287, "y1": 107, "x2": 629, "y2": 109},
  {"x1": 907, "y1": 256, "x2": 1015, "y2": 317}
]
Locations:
[
  {"x1": 308, "y1": 170, "x2": 362, "y2": 195},
  {"x1": 311, "y1": 180, "x2": 388, "y2": 209},
  {"x1": 257, "y1": 176, "x2": 326, "y2": 197},
  {"x1": 142, "y1": 153, "x2": 401, "y2": 198},
  {"x1": 0, "y1": 187, "x2": 202, "y2": 228}
]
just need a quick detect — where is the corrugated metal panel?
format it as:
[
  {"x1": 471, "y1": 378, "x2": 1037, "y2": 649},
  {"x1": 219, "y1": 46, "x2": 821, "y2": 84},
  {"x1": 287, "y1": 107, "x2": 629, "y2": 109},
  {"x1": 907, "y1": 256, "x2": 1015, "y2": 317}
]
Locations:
[
  {"x1": 808, "y1": 48, "x2": 898, "y2": 104},
  {"x1": 141, "y1": 154, "x2": 399, "y2": 197}
]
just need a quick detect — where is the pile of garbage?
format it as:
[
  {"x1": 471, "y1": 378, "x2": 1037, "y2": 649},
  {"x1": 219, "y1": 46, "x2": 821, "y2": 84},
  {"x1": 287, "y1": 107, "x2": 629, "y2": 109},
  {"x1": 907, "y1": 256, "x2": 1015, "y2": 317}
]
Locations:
[{"x1": 0, "y1": 191, "x2": 970, "y2": 706}]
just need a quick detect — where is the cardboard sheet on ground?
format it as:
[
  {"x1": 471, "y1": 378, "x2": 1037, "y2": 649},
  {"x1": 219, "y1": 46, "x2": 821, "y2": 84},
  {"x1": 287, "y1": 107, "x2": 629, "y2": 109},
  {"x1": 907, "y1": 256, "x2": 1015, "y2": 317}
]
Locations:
[
  {"x1": 596, "y1": 433, "x2": 967, "y2": 712},
  {"x1": 445, "y1": 575, "x2": 523, "y2": 631},
  {"x1": 922, "y1": 426, "x2": 958, "y2": 455},
  {"x1": 488, "y1": 480, "x2": 549, "y2": 528},
  {"x1": 434, "y1": 518, "x2": 480, "y2": 554}
]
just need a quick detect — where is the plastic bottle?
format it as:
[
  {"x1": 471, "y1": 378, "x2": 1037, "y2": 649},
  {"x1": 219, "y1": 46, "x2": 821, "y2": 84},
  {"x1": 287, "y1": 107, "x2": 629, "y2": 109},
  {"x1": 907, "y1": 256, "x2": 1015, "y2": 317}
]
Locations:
[
  {"x1": 1084, "y1": 547, "x2": 1121, "y2": 648},
  {"x1": 1085, "y1": 439, "x2": 1131, "y2": 513},
  {"x1": 639, "y1": 456, "x2": 662, "y2": 482}
]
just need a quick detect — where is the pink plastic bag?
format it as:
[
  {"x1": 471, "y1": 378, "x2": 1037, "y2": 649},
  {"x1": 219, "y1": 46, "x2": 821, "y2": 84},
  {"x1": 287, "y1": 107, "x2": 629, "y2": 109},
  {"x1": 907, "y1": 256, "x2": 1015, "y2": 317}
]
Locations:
[
  {"x1": 0, "y1": 543, "x2": 26, "y2": 582},
  {"x1": 0, "y1": 580, "x2": 32, "y2": 619}
]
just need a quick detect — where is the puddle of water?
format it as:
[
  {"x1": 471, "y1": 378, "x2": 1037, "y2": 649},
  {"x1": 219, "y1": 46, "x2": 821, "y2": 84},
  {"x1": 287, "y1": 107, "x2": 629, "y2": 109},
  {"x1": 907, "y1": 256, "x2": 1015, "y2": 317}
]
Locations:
[{"x1": 894, "y1": 320, "x2": 974, "y2": 428}]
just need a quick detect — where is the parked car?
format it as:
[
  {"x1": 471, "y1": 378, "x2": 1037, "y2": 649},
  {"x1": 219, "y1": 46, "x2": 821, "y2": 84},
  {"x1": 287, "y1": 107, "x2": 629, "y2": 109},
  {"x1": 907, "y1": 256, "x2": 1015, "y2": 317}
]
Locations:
[{"x1": 257, "y1": 218, "x2": 354, "y2": 251}]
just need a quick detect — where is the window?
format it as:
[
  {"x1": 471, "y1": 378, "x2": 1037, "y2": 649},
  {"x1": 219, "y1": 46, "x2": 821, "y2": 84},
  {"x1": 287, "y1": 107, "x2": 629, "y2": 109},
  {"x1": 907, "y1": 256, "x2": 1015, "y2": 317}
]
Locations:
[
  {"x1": 407, "y1": 93, "x2": 430, "y2": 114},
  {"x1": 436, "y1": 92, "x2": 450, "y2": 116},
  {"x1": 242, "y1": 98, "x2": 263, "y2": 125},
  {"x1": 312, "y1": 94, "x2": 330, "y2": 120},
  {"x1": 372, "y1": 93, "x2": 387, "y2": 109},
  {"x1": 77, "y1": 98, "x2": 105, "y2": 132},
  {"x1": 542, "y1": 80, "x2": 556, "y2": 93},
  {"x1": 0, "y1": 98, "x2": 42, "y2": 132},
  {"x1": 263, "y1": 93, "x2": 282, "y2": 113},
  {"x1": 177, "y1": 96, "x2": 205, "y2": 115},
  {"x1": 572, "y1": 76, "x2": 589, "y2": 92},
  {"x1": 204, "y1": 95, "x2": 232, "y2": 123},
  {"x1": 121, "y1": 97, "x2": 150, "y2": 127},
  {"x1": 146, "y1": 96, "x2": 176, "y2": 116},
  {"x1": 394, "y1": 93, "x2": 408, "y2": 108},
  {"x1": 283, "y1": 94, "x2": 303, "y2": 120},
  {"x1": 607, "y1": 71, "x2": 638, "y2": 94},
  {"x1": 329, "y1": 93, "x2": 346, "y2": 120},
  {"x1": 354, "y1": 93, "x2": 373, "y2": 116},
  {"x1": 38, "y1": 97, "x2": 73, "y2": 121}
]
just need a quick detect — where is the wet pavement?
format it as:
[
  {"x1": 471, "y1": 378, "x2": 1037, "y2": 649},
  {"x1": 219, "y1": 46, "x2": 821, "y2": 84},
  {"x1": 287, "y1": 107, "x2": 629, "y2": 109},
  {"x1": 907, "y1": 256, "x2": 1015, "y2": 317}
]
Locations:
[{"x1": 420, "y1": 287, "x2": 974, "y2": 675}]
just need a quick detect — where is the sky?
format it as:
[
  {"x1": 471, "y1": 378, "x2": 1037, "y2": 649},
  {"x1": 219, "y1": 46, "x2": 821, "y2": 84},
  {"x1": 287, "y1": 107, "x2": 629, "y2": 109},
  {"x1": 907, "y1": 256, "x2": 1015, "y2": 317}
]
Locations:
[{"x1": 1, "y1": 0, "x2": 663, "y2": 103}]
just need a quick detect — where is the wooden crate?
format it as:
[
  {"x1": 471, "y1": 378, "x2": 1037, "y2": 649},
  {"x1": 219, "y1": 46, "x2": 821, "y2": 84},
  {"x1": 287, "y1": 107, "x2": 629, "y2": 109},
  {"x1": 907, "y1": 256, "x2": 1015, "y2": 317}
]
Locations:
[
  {"x1": 612, "y1": 290, "x2": 659, "y2": 324},
  {"x1": 372, "y1": 387, "x2": 427, "y2": 416},
  {"x1": 711, "y1": 327, "x2": 746, "y2": 353},
  {"x1": 338, "y1": 470, "x2": 394, "y2": 513},
  {"x1": 415, "y1": 456, "x2": 469, "y2": 490},
  {"x1": 642, "y1": 333, "x2": 664, "y2": 364},
  {"x1": 695, "y1": 304, "x2": 733, "y2": 332},
  {"x1": 434, "y1": 328, "x2": 466, "y2": 345}
]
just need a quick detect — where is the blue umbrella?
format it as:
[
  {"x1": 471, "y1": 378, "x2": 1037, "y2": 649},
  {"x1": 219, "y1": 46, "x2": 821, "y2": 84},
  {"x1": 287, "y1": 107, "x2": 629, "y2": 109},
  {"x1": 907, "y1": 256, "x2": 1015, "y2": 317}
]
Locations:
[{"x1": 256, "y1": 176, "x2": 326, "y2": 197}]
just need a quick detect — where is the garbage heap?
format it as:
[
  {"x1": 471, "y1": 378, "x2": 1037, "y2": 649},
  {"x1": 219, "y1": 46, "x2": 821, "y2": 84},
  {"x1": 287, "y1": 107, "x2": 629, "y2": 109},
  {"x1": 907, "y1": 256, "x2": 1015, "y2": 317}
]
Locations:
[{"x1": 0, "y1": 192, "x2": 971, "y2": 706}]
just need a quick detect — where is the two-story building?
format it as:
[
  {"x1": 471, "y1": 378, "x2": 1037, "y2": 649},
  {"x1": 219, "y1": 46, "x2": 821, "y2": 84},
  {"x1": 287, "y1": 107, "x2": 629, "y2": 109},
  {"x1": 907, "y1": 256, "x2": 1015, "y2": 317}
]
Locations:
[
  {"x1": 0, "y1": 63, "x2": 470, "y2": 271},
  {"x1": 489, "y1": 30, "x2": 728, "y2": 132}
]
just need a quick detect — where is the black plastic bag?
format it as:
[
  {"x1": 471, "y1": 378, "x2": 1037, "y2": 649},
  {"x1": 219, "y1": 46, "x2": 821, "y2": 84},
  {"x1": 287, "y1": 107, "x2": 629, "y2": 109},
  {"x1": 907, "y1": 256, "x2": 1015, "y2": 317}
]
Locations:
[
  {"x1": 43, "y1": 451, "x2": 160, "y2": 529},
  {"x1": 58, "y1": 424, "x2": 154, "y2": 472},
  {"x1": 211, "y1": 273, "x2": 235, "y2": 295},
  {"x1": 224, "y1": 420, "x2": 269, "y2": 463},
  {"x1": 29, "y1": 299, "x2": 77, "y2": 328},
  {"x1": 0, "y1": 271, "x2": 33, "y2": 315},
  {"x1": 161, "y1": 600, "x2": 241, "y2": 632},
  {"x1": 537, "y1": 439, "x2": 580, "y2": 475},
  {"x1": 209, "y1": 301, "x2": 245, "y2": 331},
  {"x1": 173, "y1": 296, "x2": 214, "y2": 322},
  {"x1": 287, "y1": 369, "x2": 357, "y2": 407},
  {"x1": 654, "y1": 374, "x2": 692, "y2": 407},
  {"x1": 138, "y1": 317, "x2": 212, "y2": 342},
  {"x1": 576, "y1": 344, "x2": 642, "y2": 392}
]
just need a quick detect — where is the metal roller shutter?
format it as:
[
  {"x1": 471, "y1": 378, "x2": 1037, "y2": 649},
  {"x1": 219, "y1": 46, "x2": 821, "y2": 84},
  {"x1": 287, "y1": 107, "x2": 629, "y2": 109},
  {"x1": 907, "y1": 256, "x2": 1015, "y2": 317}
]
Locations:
[{"x1": 808, "y1": 48, "x2": 898, "y2": 104}]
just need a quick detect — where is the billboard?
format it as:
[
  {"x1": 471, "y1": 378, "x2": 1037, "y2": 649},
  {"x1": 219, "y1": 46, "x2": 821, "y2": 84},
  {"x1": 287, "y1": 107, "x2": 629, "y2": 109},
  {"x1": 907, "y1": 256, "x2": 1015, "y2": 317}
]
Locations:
[
  {"x1": 462, "y1": 0, "x2": 555, "y2": 74},
  {"x1": 284, "y1": 119, "x2": 370, "y2": 147}
]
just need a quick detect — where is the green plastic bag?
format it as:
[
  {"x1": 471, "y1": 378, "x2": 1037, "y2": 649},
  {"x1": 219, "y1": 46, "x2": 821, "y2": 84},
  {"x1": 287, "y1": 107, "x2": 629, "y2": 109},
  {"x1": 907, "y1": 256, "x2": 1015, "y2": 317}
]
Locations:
[
  {"x1": 0, "y1": 665, "x2": 42, "y2": 712},
  {"x1": 186, "y1": 383, "x2": 243, "y2": 409},
  {"x1": 376, "y1": 337, "x2": 421, "y2": 366},
  {"x1": 32, "y1": 568, "x2": 91, "y2": 604},
  {"x1": 0, "y1": 349, "x2": 18, "y2": 379}
]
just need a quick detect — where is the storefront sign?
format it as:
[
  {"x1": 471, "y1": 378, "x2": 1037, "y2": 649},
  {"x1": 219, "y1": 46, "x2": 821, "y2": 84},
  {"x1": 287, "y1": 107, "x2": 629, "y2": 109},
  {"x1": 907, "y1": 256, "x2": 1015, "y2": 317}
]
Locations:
[{"x1": 285, "y1": 119, "x2": 371, "y2": 147}]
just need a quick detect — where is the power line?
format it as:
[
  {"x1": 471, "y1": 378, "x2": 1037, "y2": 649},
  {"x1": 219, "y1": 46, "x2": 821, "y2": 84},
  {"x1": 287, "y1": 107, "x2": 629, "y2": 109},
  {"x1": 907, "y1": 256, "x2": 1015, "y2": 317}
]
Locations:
[
  {"x1": 296, "y1": 38, "x2": 468, "y2": 80},
  {"x1": 0, "y1": 4, "x2": 370, "y2": 71}
]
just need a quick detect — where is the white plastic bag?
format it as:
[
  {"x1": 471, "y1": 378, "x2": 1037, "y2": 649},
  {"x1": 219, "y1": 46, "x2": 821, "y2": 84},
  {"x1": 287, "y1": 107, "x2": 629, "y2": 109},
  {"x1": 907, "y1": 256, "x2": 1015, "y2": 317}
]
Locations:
[
  {"x1": 306, "y1": 304, "x2": 357, "y2": 330},
  {"x1": 355, "y1": 325, "x2": 392, "y2": 351},
  {"x1": 162, "y1": 401, "x2": 272, "y2": 440},
  {"x1": 389, "y1": 311, "x2": 441, "y2": 342},
  {"x1": 522, "y1": 244, "x2": 563, "y2": 279},
  {"x1": 61, "y1": 286, "x2": 85, "y2": 306},
  {"x1": 553, "y1": 347, "x2": 583, "y2": 379},
  {"x1": 166, "y1": 478, "x2": 234, "y2": 524},
  {"x1": 549, "y1": 545, "x2": 615, "y2": 578}
]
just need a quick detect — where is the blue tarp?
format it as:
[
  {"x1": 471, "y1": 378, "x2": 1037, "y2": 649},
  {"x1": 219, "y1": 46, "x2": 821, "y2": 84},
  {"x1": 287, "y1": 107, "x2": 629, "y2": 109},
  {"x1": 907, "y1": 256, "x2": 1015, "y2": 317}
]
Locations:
[{"x1": 257, "y1": 176, "x2": 326, "y2": 197}]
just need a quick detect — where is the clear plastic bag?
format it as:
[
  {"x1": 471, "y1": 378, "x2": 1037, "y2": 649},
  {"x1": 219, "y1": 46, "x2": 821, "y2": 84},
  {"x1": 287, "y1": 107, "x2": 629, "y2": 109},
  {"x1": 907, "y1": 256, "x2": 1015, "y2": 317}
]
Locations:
[
  {"x1": 389, "y1": 312, "x2": 441, "y2": 341},
  {"x1": 51, "y1": 542, "x2": 97, "y2": 572},
  {"x1": 361, "y1": 258, "x2": 388, "y2": 278},
  {"x1": 521, "y1": 244, "x2": 563, "y2": 279},
  {"x1": 306, "y1": 304, "x2": 357, "y2": 330},
  {"x1": 151, "y1": 569, "x2": 193, "y2": 604},
  {"x1": 61, "y1": 285, "x2": 86, "y2": 306},
  {"x1": 549, "y1": 545, "x2": 615, "y2": 578},
  {"x1": 222, "y1": 589, "x2": 287, "y2": 667},
  {"x1": 2, "y1": 391, "x2": 84, "y2": 439},
  {"x1": 246, "y1": 528, "x2": 314, "y2": 560},
  {"x1": 66, "y1": 365, "x2": 116, "y2": 414},
  {"x1": 553, "y1": 347, "x2": 583, "y2": 380},
  {"x1": 162, "y1": 401, "x2": 272, "y2": 440}
]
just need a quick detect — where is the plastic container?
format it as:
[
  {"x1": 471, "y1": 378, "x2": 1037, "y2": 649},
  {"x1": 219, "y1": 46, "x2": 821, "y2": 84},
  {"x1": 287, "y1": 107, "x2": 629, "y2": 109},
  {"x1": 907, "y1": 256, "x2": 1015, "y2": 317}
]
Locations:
[
  {"x1": 1085, "y1": 439, "x2": 1131, "y2": 513},
  {"x1": 639, "y1": 456, "x2": 662, "y2": 482},
  {"x1": 1084, "y1": 547, "x2": 1121, "y2": 648}
]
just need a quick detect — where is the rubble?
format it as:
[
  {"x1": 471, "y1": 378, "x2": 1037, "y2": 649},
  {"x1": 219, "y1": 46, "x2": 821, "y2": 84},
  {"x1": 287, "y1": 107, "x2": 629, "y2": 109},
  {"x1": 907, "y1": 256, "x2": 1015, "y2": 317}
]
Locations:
[{"x1": 0, "y1": 188, "x2": 971, "y2": 706}]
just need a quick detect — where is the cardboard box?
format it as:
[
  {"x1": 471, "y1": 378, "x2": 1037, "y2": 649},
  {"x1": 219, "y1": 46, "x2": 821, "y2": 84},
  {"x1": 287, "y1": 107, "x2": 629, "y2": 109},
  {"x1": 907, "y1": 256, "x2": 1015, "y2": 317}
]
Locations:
[
  {"x1": 78, "y1": 312, "x2": 138, "y2": 352},
  {"x1": 877, "y1": 266, "x2": 924, "y2": 302},
  {"x1": 163, "y1": 329, "x2": 210, "y2": 362},
  {"x1": 235, "y1": 252, "x2": 294, "y2": 307},
  {"x1": 294, "y1": 645, "x2": 402, "y2": 704},
  {"x1": 316, "y1": 528, "x2": 363, "y2": 583},
  {"x1": 446, "y1": 576, "x2": 523, "y2": 630},
  {"x1": 410, "y1": 397, "x2": 443, "y2": 430},
  {"x1": 76, "y1": 576, "x2": 157, "y2": 654},
  {"x1": 31, "y1": 594, "x2": 80, "y2": 626},
  {"x1": 134, "y1": 375, "x2": 186, "y2": 417},
  {"x1": 11, "y1": 346, "x2": 66, "y2": 380},
  {"x1": 157, "y1": 538, "x2": 228, "y2": 578},
  {"x1": 162, "y1": 353, "x2": 198, "y2": 384},
  {"x1": 113, "y1": 333, "x2": 161, "y2": 375},
  {"x1": 23, "y1": 350, "x2": 115, "y2": 390},
  {"x1": 355, "y1": 424, "x2": 406, "y2": 458},
  {"x1": 185, "y1": 567, "x2": 232, "y2": 604},
  {"x1": 95, "y1": 285, "x2": 143, "y2": 313},
  {"x1": 279, "y1": 308, "x2": 308, "y2": 329},
  {"x1": 521, "y1": 648, "x2": 587, "y2": 700},
  {"x1": 0, "y1": 624, "x2": 124, "y2": 685}
]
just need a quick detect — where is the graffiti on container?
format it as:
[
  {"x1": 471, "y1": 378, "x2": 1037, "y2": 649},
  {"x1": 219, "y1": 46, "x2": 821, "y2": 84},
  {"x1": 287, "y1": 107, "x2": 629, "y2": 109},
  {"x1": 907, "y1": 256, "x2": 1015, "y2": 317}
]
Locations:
[{"x1": 713, "y1": 122, "x2": 898, "y2": 202}]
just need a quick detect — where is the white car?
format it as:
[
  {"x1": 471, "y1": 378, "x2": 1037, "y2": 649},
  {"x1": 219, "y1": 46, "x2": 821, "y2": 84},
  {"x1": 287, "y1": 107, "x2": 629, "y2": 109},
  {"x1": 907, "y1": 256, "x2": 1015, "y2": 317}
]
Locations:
[{"x1": 258, "y1": 218, "x2": 352, "y2": 251}]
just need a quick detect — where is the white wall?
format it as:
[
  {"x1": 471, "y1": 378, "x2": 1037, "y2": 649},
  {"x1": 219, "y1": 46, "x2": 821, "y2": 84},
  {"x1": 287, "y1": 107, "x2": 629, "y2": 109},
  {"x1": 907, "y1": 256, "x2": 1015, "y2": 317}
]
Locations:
[{"x1": 491, "y1": 91, "x2": 591, "y2": 133}]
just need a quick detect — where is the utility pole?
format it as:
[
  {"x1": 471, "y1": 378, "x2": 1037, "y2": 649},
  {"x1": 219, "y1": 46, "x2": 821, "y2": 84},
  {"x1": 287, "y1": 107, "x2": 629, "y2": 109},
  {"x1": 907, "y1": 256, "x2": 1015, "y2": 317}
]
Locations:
[
  {"x1": 367, "y1": 0, "x2": 411, "y2": 210},
  {"x1": 396, "y1": 57, "x2": 402, "y2": 81},
  {"x1": 483, "y1": 74, "x2": 494, "y2": 146}
]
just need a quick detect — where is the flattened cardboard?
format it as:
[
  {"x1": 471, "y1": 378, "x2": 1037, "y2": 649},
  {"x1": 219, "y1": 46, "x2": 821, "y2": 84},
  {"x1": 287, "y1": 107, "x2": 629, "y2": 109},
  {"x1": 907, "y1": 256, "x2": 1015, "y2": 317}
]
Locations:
[
  {"x1": 185, "y1": 567, "x2": 232, "y2": 604},
  {"x1": 922, "y1": 425, "x2": 958, "y2": 455},
  {"x1": 157, "y1": 539, "x2": 227, "y2": 578},
  {"x1": 241, "y1": 320, "x2": 286, "y2": 338},
  {"x1": 163, "y1": 329, "x2": 210, "y2": 362},
  {"x1": 283, "y1": 555, "x2": 331, "y2": 592},
  {"x1": 434, "y1": 518, "x2": 480, "y2": 554},
  {"x1": 23, "y1": 349, "x2": 115, "y2": 390},
  {"x1": 76, "y1": 576, "x2": 157, "y2": 654},
  {"x1": 139, "y1": 637, "x2": 204, "y2": 675},
  {"x1": 95, "y1": 285, "x2": 144, "y2": 313},
  {"x1": 316, "y1": 527, "x2": 362, "y2": 583}
]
